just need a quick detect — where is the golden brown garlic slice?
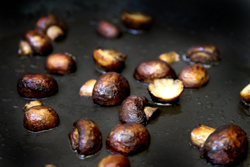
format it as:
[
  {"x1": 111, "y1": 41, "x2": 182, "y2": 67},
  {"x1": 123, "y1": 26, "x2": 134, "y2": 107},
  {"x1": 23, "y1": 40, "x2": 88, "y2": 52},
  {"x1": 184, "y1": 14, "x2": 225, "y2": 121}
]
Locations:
[
  {"x1": 18, "y1": 30, "x2": 53, "y2": 57},
  {"x1": 148, "y1": 79, "x2": 184, "y2": 103},
  {"x1": 191, "y1": 124, "x2": 248, "y2": 166},
  {"x1": 134, "y1": 60, "x2": 177, "y2": 84},
  {"x1": 158, "y1": 51, "x2": 180, "y2": 64},
  {"x1": 97, "y1": 20, "x2": 121, "y2": 38},
  {"x1": 93, "y1": 48, "x2": 127, "y2": 73},
  {"x1": 45, "y1": 53, "x2": 76, "y2": 74},
  {"x1": 106, "y1": 123, "x2": 150, "y2": 156},
  {"x1": 178, "y1": 64, "x2": 209, "y2": 88},
  {"x1": 68, "y1": 118, "x2": 102, "y2": 158},
  {"x1": 119, "y1": 95, "x2": 158, "y2": 125},
  {"x1": 92, "y1": 72, "x2": 130, "y2": 106},
  {"x1": 97, "y1": 154, "x2": 131, "y2": 167},
  {"x1": 240, "y1": 83, "x2": 250, "y2": 103},
  {"x1": 36, "y1": 14, "x2": 67, "y2": 41},
  {"x1": 79, "y1": 79, "x2": 97, "y2": 97}
]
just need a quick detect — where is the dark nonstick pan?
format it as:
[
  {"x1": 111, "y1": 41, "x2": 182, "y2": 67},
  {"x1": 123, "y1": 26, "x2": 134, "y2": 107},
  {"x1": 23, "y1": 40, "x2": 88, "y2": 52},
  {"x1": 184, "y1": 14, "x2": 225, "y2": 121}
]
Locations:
[{"x1": 1, "y1": 0, "x2": 250, "y2": 166}]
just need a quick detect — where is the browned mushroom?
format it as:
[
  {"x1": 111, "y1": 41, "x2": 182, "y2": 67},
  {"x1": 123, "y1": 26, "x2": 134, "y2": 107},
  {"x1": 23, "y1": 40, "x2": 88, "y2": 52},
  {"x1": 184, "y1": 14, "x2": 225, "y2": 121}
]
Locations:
[
  {"x1": 92, "y1": 72, "x2": 130, "y2": 106},
  {"x1": 148, "y1": 78, "x2": 184, "y2": 103},
  {"x1": 190, "y1": 124, "x2": 248, "y2": 166},
  {"x1": 185, "y1": 44, "x2": 220, "y2": 65},
  {"x1": 93, "y1": 48, "x2": 127, "y2": 73},
  {"x1": 97, "y1": 154, "x2": 131, "y2": 167},
  {"x1": 45, "y1": 53, "x2": 76, "y2": 74},
  {"x1": 36, "y1": 14, "x2": 67, "y2": 41},
  {"x1": 23, "y1": 101, "x2": 59, "y2": 132},
  {"x1": 97, "y1": 20, "x2": 121, "y2": 38},
  {"x1": 121, "y1": 11, "x2": 153, "y2": 34},
  {"x1": 68, "y1": 118, "x2": 102, "y2": 158},
  {"x1": 119, "y1": 95, "x2": 158, "y2": 125},
  {"x1": 17, "y1": 73, "x2": 58, "y2": 98},
  {"x1": 158, "y1": 51, "x2": 180, "y2": 64},
  {"x1": 106, "y1": 123, "x2": 150, "y2": 156},
  {"x1": 18, "y1": 30, "x2": 53, "y2": 57},
  {"x1": 178, "y1": 64, "x2": 209, "y2": 88},
  {"x1": 240, "y1": 83, "x2": 250, "y2": 104},
  {"x1": 134, "y1": 60, "x2": 177, "y2": 84},
  {"x1": 79, "y1": 79, "x2": 97, "y2": 97}
]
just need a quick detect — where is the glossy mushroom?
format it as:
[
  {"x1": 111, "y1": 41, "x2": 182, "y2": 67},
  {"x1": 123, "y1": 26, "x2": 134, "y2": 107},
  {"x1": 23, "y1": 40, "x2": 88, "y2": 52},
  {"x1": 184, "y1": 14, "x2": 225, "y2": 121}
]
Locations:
[
  {"x1": 119, "y1": 95, "x2": 158, "y2": 125},
  {"x1": 240, "y1": 83, "x2": 250, "y2": 104},
  {"x1": 190, "y1": 124, "x2": 248, "y2": 166},
  {"x1": 45, "y1": 53, "x2": 77, "y2": 74},
  {"x1": 158, "y1": 51, "x2": 180, "y2": 64},
  {"x1": 106, "y1": 123, "x2": 150, "y2": 156},
  {"x1": 97, "y1": 20, "x2": 121, "y2": 38},
  {"x1": 97, "y1": 154, "x2": 131, "y2": 167},
  {"x1": 178, "y1": 64, "x2": 209, "y2": 88},
  {"x1": 92, "y1": 72, "x2": 130, "y2": 106},
  {"x1": 134, "y1": 60, "x2": 177, "y2": 84},
  {"x1": 17, "y1": 73, "x2": 58, "y2": 98},
  {"x1": 68, "y1": 118, "x2": 102, "y2": 158},
  {"x1": 36, "y1": 14, "x2": 67, "y2": 41},
  {"x1": 93, "y1": 48, "x2": 127, "y2": 73}
]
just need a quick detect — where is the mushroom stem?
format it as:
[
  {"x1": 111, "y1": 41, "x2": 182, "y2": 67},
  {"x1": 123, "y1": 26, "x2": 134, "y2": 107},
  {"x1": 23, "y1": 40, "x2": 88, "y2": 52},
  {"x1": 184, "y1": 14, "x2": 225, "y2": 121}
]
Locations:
[
  {"x1": 190, "y1": 124, "x2": 215, "y2": 148},
  {"x1": 144, "y1": 106, "x2": 158, "y2": 120}
]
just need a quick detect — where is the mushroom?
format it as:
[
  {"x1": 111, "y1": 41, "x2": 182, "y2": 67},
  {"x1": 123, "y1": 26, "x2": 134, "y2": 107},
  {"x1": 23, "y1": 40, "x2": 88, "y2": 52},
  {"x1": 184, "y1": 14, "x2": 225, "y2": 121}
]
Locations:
[
  {"x1": 45, "y1": 53, "x2": 77, "y2": 74},
  {"x1": 23, "y1": 101, "x2": 59, "y2": 132},
  {"x1": 134, "y1": 60, "x2": 177, "y2": 84},
  {"x1": 178, "y1": 64, "x2": 209, "y2": 88},
  {"x1": 93, "y1": 48, "x2": 127, "y2": 73},
  {"x1": 121, "y1": 11, "x2": 153, "y2": 34},
  {"x1": 68, "y1": 118, "x2": 102, "y2": 158},
  {"x1": 17, "y1": 73, "x2": 58, "y2": 98},
  {"x1": 158, "y1": 51, "x2": 180, "y2": 64},
  {"x1": 18, "y1": 30, "x2": 53, "y2": 57},
  {"x1": 92, "y1": 72, "x2": 130, "y2": 106},
  {"x1": 97, "y1": 154, "x2": 131, "y2": 167},
  {"x1": 97, "y1": 20, "x2": 121, "y2": 38},
  {"x1": 79, "y1": 79, "x2": 97, "y2": 97},
  {"x1": 148, "y1": 78, "x2": 184, "y2": 103},
  {"x1": 190, "y1": 124, "x2": 248, "y2": 166},
  {"x1": 240, "y1": 83, "x2": 250, "y2": 104},
  {"x1": 185, "y1": 44, "x2": 220, "y2": 65},
  {"x1": 119, "y1": 95, "x2": 158, "y2": 125},
  {"x1": 35, "y1": 14, "x2": 67, "y2": 41},
  {"x1": 106, "y1": 123, "x2": 150, "y2": 156}
]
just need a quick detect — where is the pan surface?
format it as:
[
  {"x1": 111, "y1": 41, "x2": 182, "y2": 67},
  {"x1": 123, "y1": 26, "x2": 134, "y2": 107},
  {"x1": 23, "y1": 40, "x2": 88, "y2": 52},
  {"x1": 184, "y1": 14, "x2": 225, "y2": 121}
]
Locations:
[{"x1": 1, "y1": 0, "x2": 250, "y2": 166}]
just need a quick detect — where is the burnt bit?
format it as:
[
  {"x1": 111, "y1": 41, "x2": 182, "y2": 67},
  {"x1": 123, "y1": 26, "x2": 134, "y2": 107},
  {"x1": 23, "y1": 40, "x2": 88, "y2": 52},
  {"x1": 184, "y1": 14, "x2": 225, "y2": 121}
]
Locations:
[
  {"x1": 45, "y1": 53, "x2": 77, "y2": 74},
  {"x1": 68, "y1": 118, "x2": 102, "y2": 157},
  {"x1": 178, "y1": 64, "x2": 209, "y2": 88},
  {"x1": 36, "y1": 14, "x2": 67, "y2": 41},
  {"x1": 97, "y1": 20, "x2": 121, "y2": 38},
  {"x1": 97, "y1": 154, "x2": 131, "y2": 167},
  {"x1": 93, "y1": 48, "x2": 127, "y2": 73},
  {"x1": 106, "y1": 123, "x2": 150, "y2": 156},
  {"x1": 17, "y1": 73, "x2": 58, "y2": 98},
  {"x1": 134, "y1": 60, "x2": 177, "y2": 84},
  {"x1": 92, "y1": 72, "x2": 130, "y2": 106},
  {"x1": 119, "y1": 95, "x2": 158, "y2": 125}
]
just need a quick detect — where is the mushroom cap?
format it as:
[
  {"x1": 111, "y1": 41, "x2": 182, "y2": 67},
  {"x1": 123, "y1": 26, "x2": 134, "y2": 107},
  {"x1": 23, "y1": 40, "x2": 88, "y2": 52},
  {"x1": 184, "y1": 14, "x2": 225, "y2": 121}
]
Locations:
[
  {"x1": 97, "y1": 20, "x2": 121, "y2": 38},
  {"x1": 97, "y1": 154, "x2": 131, "y2": 167}
]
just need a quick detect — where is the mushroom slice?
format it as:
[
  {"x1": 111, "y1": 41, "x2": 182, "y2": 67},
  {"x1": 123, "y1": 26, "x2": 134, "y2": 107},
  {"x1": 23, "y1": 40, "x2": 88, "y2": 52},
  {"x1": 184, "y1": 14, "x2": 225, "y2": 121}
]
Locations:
[
  {"x1": 148, "y1": 79, "x2": 184, "y2": 103},
  {"x1": 158, "y1": 51, "x2": 180, "y2": 64},
  {"x1": 97, "y1": 20, "x2": 121, "y2": 38},
  {"x1": 178, "y1": 64, "x2": 209, "y2": 88},
  {"x1": 93, "y1": 48, "x2": 127, "y2": 73},
  {"x1": 240, "y1": 83, "x2": 250, "y2": 103},
  {"x1": 23, "y1": 100, "x2": 43, "y2": 111},
  {"x1": 97, "y1": 154, "x2": 131, "y2": 167},
  {"x1": 18, "y1": 40, "x2": 33, "y2": 57},
  {"x1": 79, "y1": 79, "x2": 97, "y2": 97}
]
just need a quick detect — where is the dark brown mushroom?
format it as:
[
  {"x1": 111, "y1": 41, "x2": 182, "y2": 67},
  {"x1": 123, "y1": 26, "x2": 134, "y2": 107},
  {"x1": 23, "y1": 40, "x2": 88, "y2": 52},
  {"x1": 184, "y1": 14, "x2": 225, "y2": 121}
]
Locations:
[
  {"x1": 190, "y1": 124, "x2": 248, "y2": 166},
  {"x1": 36, "y1": 14, "x2": 67, "y2": 41},
  {"x1": 106, "y1": 123, "x2": 150, "y2": 156},
  {"x1": 134, "y1": 60, "x2": 177, "y2": 84},
  {"x1": 240, "y1": 83, "x2": 250, "y2": 104},
  {"x1": 119, "y1": 95, "x2": 158, "y2": 125},
  {"x1": 97, "y1": 154, "x2": 131, "y2": 167},
  {"x1": 18, "y1": 30, "x2": 53, "y2": 56},
  {"x1": 92, "y1": 72, "x2": 130, "y2": 106},
  {"x1": 97, "y1": 20, "x2": 121, "y2": 38},
  {"x1": 148, "y1": 78, "x2": 184, "y2": 103},
  {"x1": 17, "y1": 73, "x2": 58, "y2": 98},
  {"x1": 178, "y1": 64, "x2": 209, "y2": 88},
  {"x1": 45, "y1": 53, "x2": 76, "y2": 74},
  {"x1": 93, "y1": 48, "x2": 127, "y2": 73},
  {"x1": 23, "y1": 103, "x2": 59, "y2": 132},
  {"x1": 68, "y1": 118, "x2": 102, "y2": 158}
]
